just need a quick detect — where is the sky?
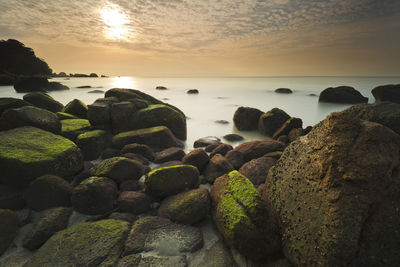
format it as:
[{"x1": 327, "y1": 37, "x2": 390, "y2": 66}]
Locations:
[{"x1": 0, "y1": 0, "x2": 399, "y2": 76}]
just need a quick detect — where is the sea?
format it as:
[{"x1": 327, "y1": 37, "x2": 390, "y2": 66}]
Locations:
[{"x1": 1, "y1": 76, "x2": 400, "y2": 151}]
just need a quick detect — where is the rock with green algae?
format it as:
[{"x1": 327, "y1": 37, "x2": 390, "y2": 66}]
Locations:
[
  {"x1": 112, "y1": 126, "x2": 183, "y2": 150},
  {"x1": 0, "y1": 97, "x2": 31, "y2": 116},
  {"x1": 145, "y1": 165, "x2": 200, "y2": 198},
  {"x1": 25, "y1": 219, "x2": 130, "y2": 267},
  {"x1": 258, "y1": 108, "x2": 290, "y2": 136},
  {"x1": 263, "y1": 111, "x2": 400, "y2": 266},
  {"x1": 62, "y1": 99, "x2": 88, "y2": 119},
  {"x1": 0, "y1": 106, "x2": 61, "y2": 134},
  {"x1": 158, "y1": 188, "x2": 210, "y2": 225},
  {"x1": 23, "y1": 92, "x2": 63, "y2": 113},
  {"x1": 76, "y1": 129, "x2": 109, "y2": 160},
  {"x1": 61, "y1": 118, "x2": 91, "y2": 141},
  {"x1": 210, "y1": 170, "x2": 281, "y2": 262},
  {"x1": 131, "y1": 104, "x2": 187, "y2": 140},
  {"x1": 0, "y1": 126, "x2": 83, "y2": 187},
  {"x1": 56, "y1": 112, "x2": 78, "y2": 120},
  {"x1": 0, "y1": 209, "x2": 19, "y2": 255},
  {"x1": 90, "y1": 157, "x2": 144, "y2": 184}
]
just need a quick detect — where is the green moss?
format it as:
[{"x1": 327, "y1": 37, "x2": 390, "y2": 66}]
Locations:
[
  {"x1": 115, "y1": 126, "x2": 167, "y2": 140},
  {"x1": 77, "y1": 129, "x2": 105, "y2": 140},
  {"x1": 57, "y1": 112, "x2": 78, "y2": 120},
  {"x1": 261, "y1": 112, "x2": 274, "y2": 119},
  {"x1": 61, "y1": 119, "x2": 90, "y2": 132}
]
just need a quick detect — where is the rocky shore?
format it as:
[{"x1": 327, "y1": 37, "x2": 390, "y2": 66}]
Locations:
[{"x1": 0, "y1": 84, "x2": 400, "y2": 267}]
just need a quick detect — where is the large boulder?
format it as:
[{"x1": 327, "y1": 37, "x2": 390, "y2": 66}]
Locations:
[
  {"x1": 110, "y1": 101, "x2": 137, "y2": 133},
  {"x1": 71, "y1": 177, "x2": 118, "y2": 215},
  {"x1": 263, "y1": 111, "x2": 400, "y2": 266},
  {"x1": 258, "y1": 108, "x2": 291, "y2": 136},
  {"x1": 0, "y1": 97, "x2": 31, "y2": 116},
  {"x1": 371, "y1": 84, "x2": 400, "y2": 104},
  {"x1": 25, "y1": 219, "x2": 130, "y2": 267},
  {"x1": 239, "y1": 156, "x2": 277, "y2": 186},
  {"x1": 145, "y1": 165, "x2": 200, "y2": 198},
  {"x1": 87, "y1": 97, "x2": 117, "y2": 128},
  {"x1": 131, "y1": 104, "x2": 187, "y2": 140},
  {"x1": 319, "y1": 86, "x2": 368, "y2": 104},
  {"x1": 105, "y1": 88, "x2": 163, "y2": 105},
  {"x1": 25, "y1": 174, "x2": 73, "y2": 211},
  {"x1": 60, "y1": 119, "x2": 91, "y2": 141},
  {"x1": 62, "y1": 99, "x2": 88, "y2": 119},
  {"x1": 233, "y1": 140, "x2": 286, "y2": 163},
  {"x1": 23, "y1": 92, "x2": 64, "y2": 113},
  {"x1": 76, "y1": 130, "x2": 109, "y2": 160},
  {"x1": 90, "y1": 157, "x2": 144, "y2": 184},
  {"x1": 0, "y1": 106, "x2": 61, "y2": 134},
  {"x1": 210, "y1": 171, "x2": 281, "y2": 261},
  {"x1": 112, "y1": 126, "x2": 183, "y2": 150},
  {"x1": 13, "y1": 77, "x2": 49, "y2": 93},
  {"x1": 0, "y1": 209, "x2": 19, "y2": 255},
  {"x1": 158, "y1": 188, "x2": 210, "y2": 225},
  {"x1": 0, "y1": 127, "x2": 83, "y2": 187},
  {"x1": 233, "y1": 106, "x2": 263, "y2": 131},
  {"x1": 203, "y1": 154, "x2": 234, "y2": 184}
]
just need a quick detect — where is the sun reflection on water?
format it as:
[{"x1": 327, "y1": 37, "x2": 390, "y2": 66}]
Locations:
[
  {"x1": 111, "y1": 76, "x2": 136, "y2": 88},
  {"x1": 100, "y1": 3, "x2": 131, "y2": 40}
]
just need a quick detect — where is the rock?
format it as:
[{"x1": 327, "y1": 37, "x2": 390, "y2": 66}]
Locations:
[
  {"x1": 76, "y1": 129, "x2": 109, "y2": 160},
  {"x1": 372, "y1": 84, "x2": 400, "y2": 104},
  {"x1": 288, "y1": 127, "x2": 304, "y2": 142},
  {"x1": 223, "y1": 133, "x2": 244, "y2": 142},
  {"x1": 62, "y1": 99, "x2": 88, "y2": 119},
  {"x1": 90, "y1": 73, "x2": 98, "y2": 77},
  {"x1": 187, "y1": 89, "x2": 199, "y2": 94},
  {"x1": 71, "y1": 177, "x2": 118, "y2": 215},
  {"x1": 203, "y1": 154, "x2": 234, "y2": 184},
  {"x1": 112, "y1": 126, "x2": 183, "y2": 150},
  {"x1": 87, "y1": 98, "x2": 114, "y2": 127},
  {"x1": 46, "y1": 82, "x2": 69, "y2": 91},
  {"x1": 182, "y1": 148, "x2": 209, "y2": 173},
  {"x1": 60, "y1": 119, "x2": 91, "y2": 140},
  {"x1": 121, "y1": 153, "x2": 149, "y2": 166},
  {"x1": 23, "y1": 92, "x2": 63, "y2": 113},
  {"x1": 224, "y1": 150, "x2": 244, "y2": 169},
  {"x1": 119, "y1": 254, "x2": 187, "y2": 267},
  {"x1": 210, "y1": 171, "x2": 281, "y2": 261},
  {"x1": 209, "y1": 143, "x2": 233, "y2": 158},
  {"x1": 25, "y1": 175, "x2": 73, "y2": 211},
  {"x1": 155, "y1": 160, "x2": 184, "y2": 169},
  {"x1": 131, "y1": 104, "x2": 187, "y2": 140},
  {"x1": 0, "y1": 126, "x2": 83, "y2": 187},
  {"x1": 108, "y1": 212, "x2": 137, "y2": 223},
  {"x1": 154, "y1": 147, "x2": 186, "y2": 163},
  {"x1": 124, "y1": 216, "x2": 203, "y2": 255},
  {"x1": 272, "y1": 117, "x2": 303, "y2": 140},
  {"x1": 25, "y1": 219, "x2": 130, "y2": 266},
  {"x1": 0, "y1": 106, "x2": 61, "y2": 134},
  {"x1": 156, "y1": 86, "x2": 167, "y2": 90},
  {"x1": 121, "y1": 143, "x2": 155, "y2": 161},
  {"x1": 117, "y1": 191, "x2": 151, "y2": 214},
  {"x1": 233, "y1": 106, "x2": 263, "y2": 131},
  {"x1": 0, "y1": 209, "x2": 19, "y2": 255},
  {"x1": 145, "y1": 165, "x2": 200, "y2": 198},
  {"x1": 277, "y1": 135, "x2": 289, "y2": 144},
  {"x1": 0, "y1": 185, "x2": 26, "y2": 210},
  {"x1": 303, "y1": 125, "x2": 313, "y2": 134},
  {"x1": 340, "y1": 101, "x2": 400, "y2": 135},
  {"x1": 263, "y1": 111, "x2": 400, "y2": 266},
  {"x1": 158, "y1": 188, "x2": 210, "y2": 225},
  {"x1": 105, "y1": 88, "x2": 163, "y2": 105},
  {"x1": 22, "y1": 207, "x2": 72, "y2": 251},
  {"x1": 77, "y1": 85, "x2": 91, "y2": 88},
  {"x1": 101, "y1": 148, "x2": 120, "y2": 159},
  {"x1": 0, "y1": 74, "x2": 15, "y2": 85},
  {"x1": 119, "y1": 180, "x2": 143, "y2": 192},
  {"x1": 56, "y1": 112, "x2": 78, "y2": 120},
  {"x1": 0, "y1": 97, "x2": 31, "y2": 116},
  {"x1": 193, "y1": 136, "x2": 221, "y2": 148},
  {"x1": 88, "y1": 90, "x2": 104, "y2": 94},
  {"x1": 258, "y1": 108, "x2": 291, "y2": 136},
  {"x1": 319, "y1": 86, "x2": 368, "y2": 104},
  {"x1": 198, "y1": 240, "x2": 235, "y2": 267},
  {"x1": 233, "y1": 140, "x2": 286, "y2": 163},
  {"x1": 263, "y1": 151, "x2": 283, "y2": 160},
  {"x1": 239, "y1": 156, "x2": 277, "y2": 186},
  {"x1": 90, "y1": 157, "x2": 144, "y2": 184},
  {"x1": 13, "y1": 77, "x2": 49, "y2": 93},
  {"x1": 205, "y1": 143, "x2": 220, "y2": 152},
  {"x1": 215, "y1": 120, "x2": 229, "y2": 124},
  {"x1": 275, "y1": 88, "x2": 293, "y2": 94},
  {"x1": 110, "y1": 101, "x2": 137, "y2": 133}
]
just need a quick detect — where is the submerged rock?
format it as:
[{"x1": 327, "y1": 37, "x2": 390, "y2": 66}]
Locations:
[
  {"x1": 274, "y1": 88, "x2": 293, "y2": 94},
  {"x1": 319, "y1": 86, "x2": 368, "y2": 104},
  {"x1": 0, "y1": 126, "x2": 83, "y2": 187},
  {"x1": 223, "y1": 133, "x2": 244, "y2": 142},
  {"x1": 371, "y1": 84, "x2": 400, "y2": 104},
  {"x1": 233, "y1": 106, "x2": 263, "y2": 131},
  {"x1": 263, "y1": 111, "x2": 400, "y2": 266},
  {"x1": 187, "y1": 89, "x2": 199, "y2": 94}
]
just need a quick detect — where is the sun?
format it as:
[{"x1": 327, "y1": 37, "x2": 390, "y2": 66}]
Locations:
[{"x1": 100, "y1": 4, "x2": 130, "y2": 40}]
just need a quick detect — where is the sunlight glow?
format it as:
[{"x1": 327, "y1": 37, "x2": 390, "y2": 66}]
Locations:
[
  {"x1": 100, "y1": 3, "x2": 131, "y2": 40},
  {"x1": 112, "y1": 76, "x2": 135, "y2": 88}
]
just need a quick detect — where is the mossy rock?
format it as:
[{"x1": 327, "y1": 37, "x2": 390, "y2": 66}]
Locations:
[
  {"x1": 105, "y1": 88, "x2": 163, "y2": 105},
  {"x1": 0, "y1": 126, "x2": 83, "y2": 187},
  {"x1": 0, "y1": 106, "x2": 61, "y2": 134},
  {"x1": 56, "y1": 112, "x2": 79, "y2": 120},
  {"x1": 0, "y1": 209, "x2": 19, "y2": 255},
  {"x1": 76, "y1": 130, "x2": 109, "y2": 160},
  {"x1": 158, "y1": 188, "x2": 210, "y2": 224},
  {"x1": 210, "y1": 170, "x2": 281, "y2": 262},
  {"x1": 25, "y1": 219, "x2": 130, "y2": 267},
  {"x1": 112, "y1": 126, "x2": 183, "y2": 150},
  {"x1": 62, "y1": 99, "x2": 88, "y2": 119},
  {"x1": 0, "y1": 97, "x2": 31, "y2": 116},
  {"x1": 258, "y1": 108, "x2": 290, "y2": 136},
  {"x1": 61, "y1": 119, "x2": 91, "y2": 141},
  {"x1": 145, "y1": 165, "x2": 200, "y2": 198},
  {"x1": 110, "y1": 101, "x2": 137, "y2": 133},
  {"x1": 131, "y1": 104, "x2": 187, "y2": 140},
  {"x1": 90, "y1": 157, "x2": 144, "y2": 184},
  {"x1": 23, "y1": 92, "x2": 64, "y2": 113}
]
